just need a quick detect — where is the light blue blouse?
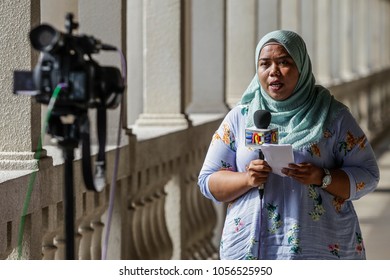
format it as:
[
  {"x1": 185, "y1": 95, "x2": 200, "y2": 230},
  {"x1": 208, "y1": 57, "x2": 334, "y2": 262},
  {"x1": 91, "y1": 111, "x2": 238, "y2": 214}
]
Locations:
[{"x1": 198, "y1": 106, "x2": 380, "y2": 260}]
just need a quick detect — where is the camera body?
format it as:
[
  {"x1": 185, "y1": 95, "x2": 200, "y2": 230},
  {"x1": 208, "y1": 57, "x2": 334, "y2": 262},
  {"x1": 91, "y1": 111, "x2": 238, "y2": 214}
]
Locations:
[
  {"x1": 33, "y1": 50, "x2": 123, "y2": 113},
  {"x1": 14, "y1": 14, "x2": 124, "y2": 115}
]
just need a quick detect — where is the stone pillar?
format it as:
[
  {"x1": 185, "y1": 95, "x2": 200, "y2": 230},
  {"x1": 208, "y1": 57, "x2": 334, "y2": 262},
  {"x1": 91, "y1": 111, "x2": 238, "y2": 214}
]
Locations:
[
  {"x1": 226, "y1": 0, "x2": 257, "y2": 107},
  {"x1": 0, "y1": 0, "x2": 41, "y2": 170},
  {"x1": 329, "y1": 0, "x2": 340, "y2": 82},
  {"x1": 367, "y1": 0, "x2": 381, "y2": 72},
  {"x1": 385, "y1": 1, "x2": 390, "y2": 68},
  {"x1": 258, "y1": 0, "x2": 280, "y2": 37},
  {"x1": 339, "y1": 0, "x2": 354, "y2": 80},
  {"x1": 355, "y1": 0, "x2": 369, "y2": 75},
  {"x1": 300, "y1": 0, "x2": 316, "y2": 73},
  {"x1": 78, "y1": 0, "x2": 127, "y2": 145},
  {"x1": 315, "y1": 0, "x2": 332, "y2": 85},
  {"x1": 186, "y1": 0, "x2": 228, "y2": 114},
  {"x1": 135, "y1": 0, "x2": 189, "y2": 127},
  {"x1": 127, "y1": 0, "x2": 144, "y2": 126},
  {"x1": 280, "y1": 0, "x2": 300, "y2": 33}
]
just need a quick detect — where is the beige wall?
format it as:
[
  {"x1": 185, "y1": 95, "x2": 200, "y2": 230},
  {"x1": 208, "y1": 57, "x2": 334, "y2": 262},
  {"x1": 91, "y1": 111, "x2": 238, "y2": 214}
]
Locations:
[{"x1": 40, "y1": 0, "x2": 78, "y2": 30}]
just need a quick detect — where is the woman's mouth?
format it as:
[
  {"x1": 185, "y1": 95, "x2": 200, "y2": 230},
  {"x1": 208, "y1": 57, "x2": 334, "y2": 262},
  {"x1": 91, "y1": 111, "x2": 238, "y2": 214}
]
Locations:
[{"x1": 269, "y1": 81, "x2": 283, "y2": 91}]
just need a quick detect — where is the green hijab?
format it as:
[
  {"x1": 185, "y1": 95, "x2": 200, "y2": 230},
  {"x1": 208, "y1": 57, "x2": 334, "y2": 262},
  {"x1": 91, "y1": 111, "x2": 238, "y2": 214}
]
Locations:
[{"x1": 239, "y1": 30, "x2": 347, "y2": 149}]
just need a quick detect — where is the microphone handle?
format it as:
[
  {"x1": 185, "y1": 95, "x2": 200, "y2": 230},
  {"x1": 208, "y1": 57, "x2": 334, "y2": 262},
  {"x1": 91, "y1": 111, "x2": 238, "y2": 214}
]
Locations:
[
  {"x1": 258, "y1": 149, "x2": 265, "y2": 199},
  {"x1": 259, "y1": 149, "x2": 264, "y2": 160}
]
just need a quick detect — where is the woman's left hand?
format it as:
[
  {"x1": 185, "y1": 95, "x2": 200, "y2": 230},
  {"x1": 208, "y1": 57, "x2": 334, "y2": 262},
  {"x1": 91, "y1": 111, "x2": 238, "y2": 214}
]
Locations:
[{"x1": 282, "y1": 163, "x2": 323, "y2": 186}]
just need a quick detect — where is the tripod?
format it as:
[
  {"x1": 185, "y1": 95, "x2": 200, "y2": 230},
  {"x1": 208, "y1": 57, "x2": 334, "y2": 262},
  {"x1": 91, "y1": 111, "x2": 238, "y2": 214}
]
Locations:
[
  {"x1": 52, "y1": 117, "x2": 81, "y2": 260},
  {"x1": 48, "y1": 108, "x2": 107, "y2": 259}
]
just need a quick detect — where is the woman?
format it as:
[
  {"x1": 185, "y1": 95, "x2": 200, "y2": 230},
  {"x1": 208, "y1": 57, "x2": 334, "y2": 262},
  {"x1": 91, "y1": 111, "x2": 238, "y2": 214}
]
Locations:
[{"x1": 198, "y1": 30, "x2": 379, "y2": 259}]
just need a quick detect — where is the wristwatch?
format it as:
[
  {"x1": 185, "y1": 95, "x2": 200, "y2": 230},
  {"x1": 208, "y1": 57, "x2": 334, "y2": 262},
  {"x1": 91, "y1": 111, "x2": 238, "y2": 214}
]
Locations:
[{"x1": 321, "y1": 168, "x2": 332, "y2": 189}]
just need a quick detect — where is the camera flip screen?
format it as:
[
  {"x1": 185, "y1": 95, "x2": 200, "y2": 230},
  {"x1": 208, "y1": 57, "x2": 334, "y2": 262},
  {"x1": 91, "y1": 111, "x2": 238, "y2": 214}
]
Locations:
[{"x1": 13, "y1": 71, "x2": 38, "y2": 96}]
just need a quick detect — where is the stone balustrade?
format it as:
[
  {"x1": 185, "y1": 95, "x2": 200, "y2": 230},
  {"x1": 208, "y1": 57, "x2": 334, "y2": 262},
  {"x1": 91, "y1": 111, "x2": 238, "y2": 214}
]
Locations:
[
  {"x1": 329, "y1": 68, "x2": 390, "y2": 145},
  {"x1": 0, "y1": 117, "x2": 222, "y2": 260}
]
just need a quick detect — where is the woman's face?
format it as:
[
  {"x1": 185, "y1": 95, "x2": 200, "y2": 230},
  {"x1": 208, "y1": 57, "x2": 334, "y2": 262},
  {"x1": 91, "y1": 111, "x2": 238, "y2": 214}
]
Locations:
[{"x1": 257, "y1": 44, "x2": 299, "y2": 101}]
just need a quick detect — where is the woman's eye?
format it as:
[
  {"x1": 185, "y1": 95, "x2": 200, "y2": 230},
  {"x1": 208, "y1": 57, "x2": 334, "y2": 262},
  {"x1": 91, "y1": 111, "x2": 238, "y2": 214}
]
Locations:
[
  {"x1": 259, "y1": 62, "x2": 269, "y2": 67},
  {"x1": 279, "y1": 60, "x2": 288, "y2": 65}
]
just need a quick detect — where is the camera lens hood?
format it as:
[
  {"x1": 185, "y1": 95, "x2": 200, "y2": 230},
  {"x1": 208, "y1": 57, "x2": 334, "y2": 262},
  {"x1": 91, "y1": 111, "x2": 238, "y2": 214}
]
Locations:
[{"x1": 30, "y1": 24, "x2": 62, "y2": 53}]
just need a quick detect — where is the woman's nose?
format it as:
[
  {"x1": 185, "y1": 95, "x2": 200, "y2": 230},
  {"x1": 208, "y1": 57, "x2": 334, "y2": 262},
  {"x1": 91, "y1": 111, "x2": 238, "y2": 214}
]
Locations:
[{"x1": 270, "y1": 63, "x2": 280, "y2": 76}]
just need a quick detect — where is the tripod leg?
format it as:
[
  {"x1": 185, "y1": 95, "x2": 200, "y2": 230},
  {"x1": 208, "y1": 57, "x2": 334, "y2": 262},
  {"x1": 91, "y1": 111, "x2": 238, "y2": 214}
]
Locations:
[{"x1": 63, "y1": 146, "x2": 75, "y2": 260}]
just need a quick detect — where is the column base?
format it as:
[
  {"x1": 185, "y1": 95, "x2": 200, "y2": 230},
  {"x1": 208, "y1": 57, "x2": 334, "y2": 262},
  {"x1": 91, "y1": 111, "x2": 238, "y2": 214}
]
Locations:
[
  {"x1": 135, "y1": 113, "x2": 191, "y2": 127},
  {"x1": 0, "y1": 151, "x2": 48, "y2": 170}
]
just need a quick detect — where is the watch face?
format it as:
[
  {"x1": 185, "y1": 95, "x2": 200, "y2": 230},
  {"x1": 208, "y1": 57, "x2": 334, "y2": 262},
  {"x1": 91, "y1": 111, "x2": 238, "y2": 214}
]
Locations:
[{"x1": 323, "y1": 175, "x2": 332, "y2": 185}]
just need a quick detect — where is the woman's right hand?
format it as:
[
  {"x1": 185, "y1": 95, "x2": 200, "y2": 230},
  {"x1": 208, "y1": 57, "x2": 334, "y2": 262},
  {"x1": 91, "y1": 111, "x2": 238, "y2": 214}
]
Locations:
[
  {"x1": 208, "y1": 160, "x2": 272, "y2": 202},
  {"x1": 246, "y1": 159, "x2": 273, "y2": 187}
]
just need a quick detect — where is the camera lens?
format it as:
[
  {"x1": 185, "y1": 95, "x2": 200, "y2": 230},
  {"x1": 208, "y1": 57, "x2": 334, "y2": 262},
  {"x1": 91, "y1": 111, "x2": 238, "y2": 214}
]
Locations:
[{"x1": 30, "y1": 24, "x2": 60, "y2": 52}]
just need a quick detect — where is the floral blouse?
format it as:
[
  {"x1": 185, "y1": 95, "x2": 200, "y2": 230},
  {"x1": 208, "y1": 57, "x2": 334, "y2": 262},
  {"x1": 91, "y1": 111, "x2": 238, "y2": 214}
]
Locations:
[{"x1": 198, "y1": 106, "x2": 380, "y2": 260}]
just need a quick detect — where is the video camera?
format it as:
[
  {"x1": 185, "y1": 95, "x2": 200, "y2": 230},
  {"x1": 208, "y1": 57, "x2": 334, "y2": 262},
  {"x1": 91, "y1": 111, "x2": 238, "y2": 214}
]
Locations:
[
  {"x1": 13, "y1": 13, "x2": 125, "y2": 192},
  {"x1": 14, "y1": 13, "x2": 124, "y2": 114}
]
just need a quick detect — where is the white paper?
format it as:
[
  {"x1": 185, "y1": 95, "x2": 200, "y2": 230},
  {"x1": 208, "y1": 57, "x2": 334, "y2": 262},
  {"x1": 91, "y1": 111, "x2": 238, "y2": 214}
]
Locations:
[{"x1": 260, "y1": 144, "x2": 294, "y2": 177}]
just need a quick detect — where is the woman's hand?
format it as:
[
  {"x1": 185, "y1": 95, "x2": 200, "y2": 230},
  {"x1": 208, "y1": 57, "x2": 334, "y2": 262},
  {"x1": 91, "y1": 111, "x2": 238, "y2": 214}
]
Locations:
[
  {"x1": 208, "y1": 159, "x2": 272, "y2": 202},
  {"x1": 281, "y1": 163, "x2": 323, "y2": 185},
  {"x1": 281, "y1": 163, "x2": 351, "y2": 199},
  {"x1": 246, "y1": 159, "x2": 273, "y2": 187}
]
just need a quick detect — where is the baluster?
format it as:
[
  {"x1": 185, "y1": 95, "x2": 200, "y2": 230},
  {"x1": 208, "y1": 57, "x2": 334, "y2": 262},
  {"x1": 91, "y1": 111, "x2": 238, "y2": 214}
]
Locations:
[
  {"x1": 130, "y1": 199, "x2": 151, "y2": 259},
  {"x1": 0, "y1": 223, "x2": 9, "y2": 259},
  {"x1": 78, "y1": 222, "x2": 93, "y2": 260},
  {"x1": 42, "y1": 233, "x2": 57, "y2": 260},
  {"x1": 126, "y1": 201, "x2": 141, "y2": 259},
  {"x1": 154, "y1": 188, "x2": 173, "y2": 259},
  {"x1": 186, "y1": 180, "x2": 207, "y2": 258},
  {"x1": 42, "y1": 244, "x2": 57, "y2": 260},
  {"x1": 184, "y1": 188, "x2": 198, "y2": 259},
  {"x1": 74, "y1": 232, "x2": 81, "y2": 260},
  {"x1": 54, "y1": 235, "x2": 65, "y2": 260},
  {"x1": 142, "y1": 196, "x2": 159, "y2": 258},
  {"x1": 193, "y1": 174, "x2": 217, "y2": 258},
  {"x1": 91, "y1": 220, "x2": 104, "y2": 260}
]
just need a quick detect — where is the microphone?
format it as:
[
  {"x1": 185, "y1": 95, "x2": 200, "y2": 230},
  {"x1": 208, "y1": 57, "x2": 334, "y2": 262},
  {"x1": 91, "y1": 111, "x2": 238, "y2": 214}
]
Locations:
[
  {"x1": 245, "y1": 110, "x2": 278, "y2": 148},
  {"x1": 245, "y1": 110, "x2": 278, "y2": 199},
  {"x1": 254, "y1": 110, "x2": 271, "y2": 161}
]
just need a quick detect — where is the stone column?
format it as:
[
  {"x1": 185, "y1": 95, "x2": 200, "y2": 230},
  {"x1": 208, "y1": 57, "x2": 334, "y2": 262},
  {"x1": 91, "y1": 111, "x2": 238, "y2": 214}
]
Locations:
[
  {"x1": 329, "y1": 0, "x2": 340, "y2": 82},
  {"x1": 0, "y1": 0, "x2": 41, "y2": 171},
  {"x1": 339, "y1": 0, "x2": 354, "y2": 80},
  {"x1": 356, "y1": 0, "x2": 369, "y2": 75},
  {"x1": 315, "y1": 0, "x2": 332, "y2": 85},
  {"x1": 127, "y1": 0, "x2": 144, "y2": 126},
  {"x1": 226, "y1": 0, "x2": 257, "y2": 107},
  {"x1": 280, "y1": 0, "x2": 300, "y2": 33},
  {"x1": 367, "y1": 0, "x2": 381, "y2": 72},
  {"x1": 300, "y1": 0, "x2": 316, "y2": 73},
  {"x1": 258, "y1": 0, "x2": 280, "y2": 37},
  {"x1": 135, "y1": 0, "x2": 189, "y2": 127},
  {"x1": 385, "y1": 1, "x2": 390, "y2": 68},
  {"x1": 186, "y1": 0, "x2": 228, "y2": 114},
  {"x1": 78, "y1": 0, "x2": 127, "y2": 145}
]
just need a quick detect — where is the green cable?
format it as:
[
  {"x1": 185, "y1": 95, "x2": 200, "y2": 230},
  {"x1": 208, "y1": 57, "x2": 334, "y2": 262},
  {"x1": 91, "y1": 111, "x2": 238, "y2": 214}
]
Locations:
[{"x1": 17, "y1": 84, "x2": 64, "y2": 260}]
